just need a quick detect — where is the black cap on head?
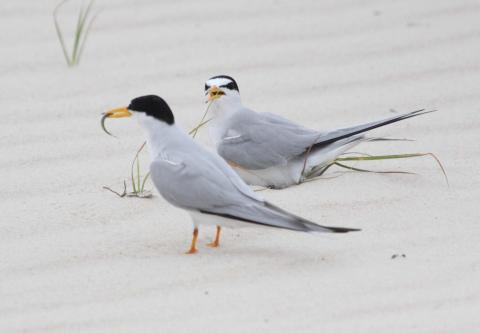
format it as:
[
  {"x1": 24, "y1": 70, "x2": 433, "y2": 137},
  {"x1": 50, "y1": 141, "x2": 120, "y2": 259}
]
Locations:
[
  {"x1": 128, "y1": 95, "x2": 174, "y2": 125},
  {"x1": 205, "y1": 75, "x2": 239, "y2": 92}
]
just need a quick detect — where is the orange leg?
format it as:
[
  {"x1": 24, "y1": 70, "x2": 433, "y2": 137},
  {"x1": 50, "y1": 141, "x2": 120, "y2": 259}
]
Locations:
[
  {"x1": 185, "y1": 228, "x2": 199, "y2": 254},
  {"x1": 207, "y1": 226, "x2": 221, "y2": 248}
]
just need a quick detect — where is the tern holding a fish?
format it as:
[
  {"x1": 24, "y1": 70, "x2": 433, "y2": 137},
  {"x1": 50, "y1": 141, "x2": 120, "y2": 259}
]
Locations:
[{"x1": 102, "y1": 95, "x2": 359, "y2": 254}]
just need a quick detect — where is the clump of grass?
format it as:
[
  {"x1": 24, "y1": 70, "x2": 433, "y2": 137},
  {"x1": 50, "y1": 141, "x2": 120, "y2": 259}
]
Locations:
[
  {"x1": 53, "y1": 0, "x2": 97, "y2": 67},
  {"x1": 130, "y1": 142, "x2": 152, "y2": 197},
  {"x1": 103, "y1": 142, "x2": 153, "y2": 198},
  {"x1": 303, "y1": 152, "x2": 449, "y2": 186}
]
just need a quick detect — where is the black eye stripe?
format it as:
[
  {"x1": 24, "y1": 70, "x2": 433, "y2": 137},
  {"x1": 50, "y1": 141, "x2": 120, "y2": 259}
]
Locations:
[
  {"x1": 204, "y1": 83, "x2": 233, "y2": 89},
  {"x1": 207, "y1": 75, "x2": 239, "y2": 92},
  {"x1": 205, "y1": 76, "x2": 240, "y2": 92},
  {"x1": 219, "y1": 82, "x2": 236, "y2": 90}
]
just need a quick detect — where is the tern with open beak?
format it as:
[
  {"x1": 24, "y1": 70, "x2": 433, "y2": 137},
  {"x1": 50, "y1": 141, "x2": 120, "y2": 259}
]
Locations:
[{"x1": 103, "y1": 95, "x2": 359, "y2": 254}]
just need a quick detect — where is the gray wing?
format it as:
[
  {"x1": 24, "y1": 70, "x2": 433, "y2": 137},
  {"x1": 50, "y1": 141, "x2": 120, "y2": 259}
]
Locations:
[
  {"x1": 150, "y1": 149, "x2": 358, "y2": 233},
  {"x1": 149, "y1": 151, "x2": 257, "y2": 212},
  {"x1": 217, "y1": 109, "x2": 434, "y2": 170},
  {"x1": 217, "y1": 109, "x2": 322, "y2": 170}
]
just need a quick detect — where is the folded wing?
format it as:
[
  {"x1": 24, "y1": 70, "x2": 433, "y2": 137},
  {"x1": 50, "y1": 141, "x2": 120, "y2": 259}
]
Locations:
[
  {"x1": 217, "y1": 108, "x2": 434, "y2": 170},
  {"x1": 217, "y1": 109, "x2": 322, "y2": 169},
  {"x1": 150, "y1": 150, "x2": 359, "y2": 233}
]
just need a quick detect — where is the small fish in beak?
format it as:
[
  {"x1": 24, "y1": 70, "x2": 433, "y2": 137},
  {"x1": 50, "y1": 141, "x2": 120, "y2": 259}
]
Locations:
[{"x1": 101, "y1": 107, "x2": 132, "y2": 137}]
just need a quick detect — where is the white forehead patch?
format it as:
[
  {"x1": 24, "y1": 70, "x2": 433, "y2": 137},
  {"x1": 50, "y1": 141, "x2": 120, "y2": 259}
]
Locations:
[{"x1": 205, "y1": 77, "x2": 232, "y2": 87}]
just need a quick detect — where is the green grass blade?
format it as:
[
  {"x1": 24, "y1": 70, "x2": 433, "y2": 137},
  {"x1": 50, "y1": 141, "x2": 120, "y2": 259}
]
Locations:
[
  {"x1": 339, "y1": 152, "x2": 373, "y2": 158},
  {"x1": 191, "y1": 102, "x2": 212, "y2": 138},
  {"x1": 336, "y1": 153, "x2": 428, "y2": 162},
  {"x1": 137, "y1": 155, "x2": 141, "y2": 192},
  {"x1": 336, "y1": 152, "x2": 449, "y2": 185},
  {"x1": 188, "y1": 118, "x2": 212, "y2": 135},
  {"x1": 130, "y1": 159, "x2": 137, "y2": 194},
  {"x1": 53, "y1": 0, "x2": 72, "y2": 66},
  {"x1": 140, "y1": 172, "x2": 150, "y2": 193},
  {"x1": 130, "y1": 142, "x2": 146, "y2": 193},
  {"x1": 76, "y1": 10, "x2": 98, "y2": 65},
  {"x1": 304, "y1": 162, "x2": 335, "y2": 179},
  {"x1": 333, "y1": 161, "x2": 415, "y2": 175},
  {"x1": 74, "y1": 0, "x2": 95, "y2": 65},
  {"x1": 71, "y1": 3, "x2": 85, "y2": 65},
  {"x1": 81, "y1": 0, "x2": 95, "y2": 27},
  {"x1": 303, "y1": 173, "x2": 344, "y2": 182}
]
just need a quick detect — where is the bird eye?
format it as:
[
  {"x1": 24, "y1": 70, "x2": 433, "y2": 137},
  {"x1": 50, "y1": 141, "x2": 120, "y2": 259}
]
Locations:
[
  {"x1": 225, "y1": 82, "x2": 236, "y2": 91},
  {"x1": 219, "y1": 82, "x2": 234, "y2": 90}
]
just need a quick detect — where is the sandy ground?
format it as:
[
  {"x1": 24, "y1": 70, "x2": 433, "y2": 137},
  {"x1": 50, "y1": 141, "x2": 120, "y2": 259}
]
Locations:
[{"x1": 1, "y1": 0, "x2": 480, "y2": 332}]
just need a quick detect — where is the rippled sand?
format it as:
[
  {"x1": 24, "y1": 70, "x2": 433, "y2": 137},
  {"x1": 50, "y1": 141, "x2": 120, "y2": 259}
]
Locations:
[{"x1": 1, "y1": 0, "x2": 479, "y2": 332}]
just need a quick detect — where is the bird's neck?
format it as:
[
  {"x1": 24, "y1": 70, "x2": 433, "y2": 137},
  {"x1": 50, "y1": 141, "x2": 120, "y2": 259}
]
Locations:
[
  {"x1": 209, "y1": 97, "x2": 244, "y2": 144},
  {"x1": 137, "y1": 117, "x2": 188, "y2": 161},
  {"x1": 210, "y1": 96, "x2": 243, "y2": 118}
]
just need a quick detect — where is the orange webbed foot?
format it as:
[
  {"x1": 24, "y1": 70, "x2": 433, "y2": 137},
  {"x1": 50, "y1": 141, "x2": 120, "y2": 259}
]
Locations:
[
  {"x1": 207, "y1": 240, "x2": 220, "y2": 248},
  {"x1": 185, "y1": 248, "x2": 198, "y2": 254},
  {"x1": 207, "y1": 226, "x2": 221, "y2": 248},
  {"x1": 185, "y1": 227, "x2": 199, "y2": 255}
]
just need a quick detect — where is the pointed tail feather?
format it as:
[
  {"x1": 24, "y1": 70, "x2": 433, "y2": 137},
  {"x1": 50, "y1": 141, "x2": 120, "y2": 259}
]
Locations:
[
  {"x1": 199, "y1": 202, "x2": 361, "y2": 234},
  {"x1": 263, "y1": 202, "x2": 361, "y2": 233},
  {"x1": 313, "y1": 109, "x2": 435, "y2": 149},
  {"x1": 306, "y1": 224, "x2": 361, "y2": 233}
]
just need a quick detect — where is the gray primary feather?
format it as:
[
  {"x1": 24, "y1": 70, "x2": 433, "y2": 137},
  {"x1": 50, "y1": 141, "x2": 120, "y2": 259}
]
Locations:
[
  {"x1": 217, "y1": 108, "x2": 434, "y2": 170},
  {"x1": 149, "y1": 134, "x2": 358, "y2": 233}
]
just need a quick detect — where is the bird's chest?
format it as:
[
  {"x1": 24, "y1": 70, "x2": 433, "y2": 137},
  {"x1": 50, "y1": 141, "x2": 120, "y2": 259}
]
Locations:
[
  {"x1": 208, "y1": 122, "x2": 225, "y2": 145},
  {"x1": 208, "y1": 110, "x2": 241, "y2": 145}
]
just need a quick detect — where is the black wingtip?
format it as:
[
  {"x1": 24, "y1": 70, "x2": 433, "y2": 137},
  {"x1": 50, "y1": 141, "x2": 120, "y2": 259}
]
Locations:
[
  {"x1": 326, "y1": 226, "x2": 361, "y2": 233},
  {"x1": 313, "y1": 108, "x2": 436, "y2": 149}
]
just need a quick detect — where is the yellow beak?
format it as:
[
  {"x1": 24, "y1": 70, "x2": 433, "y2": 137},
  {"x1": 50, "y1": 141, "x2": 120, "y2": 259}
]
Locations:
[
  {"x1": 101, "y1": 107, "x2": 132, "y2": 137},
  {"x1": 103, "y1": 107, "x2": 132, "y2": 118},
  {"x1": 207, "y1": 85, "x2": 225, "y2": 102}
]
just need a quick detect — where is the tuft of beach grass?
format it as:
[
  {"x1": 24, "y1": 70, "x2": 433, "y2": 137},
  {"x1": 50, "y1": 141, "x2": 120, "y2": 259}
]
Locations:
[
  {"x1": 303, "y1": 152, "x2": 449, "y2": 186},
  {"x1": 103, "y1": 142, "x2": 153, "y2": 198},
  {"x1": 53, "y1": 0, "x2": 98, "y2": 67}
]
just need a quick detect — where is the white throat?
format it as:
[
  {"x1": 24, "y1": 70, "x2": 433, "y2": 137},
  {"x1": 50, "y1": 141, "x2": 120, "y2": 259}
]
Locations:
[
  {"x1": 134, "y1": 113, "x2": 186, "y2": 161},
  {"x1": 210, "y1": 93, "x2": 242, "y2": 115},
  {"x1": 208, "y1": 94, "x2": 243, "y2": 144}
]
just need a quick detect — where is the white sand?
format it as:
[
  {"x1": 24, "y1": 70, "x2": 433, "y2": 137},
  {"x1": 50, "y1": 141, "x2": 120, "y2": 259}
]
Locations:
[{"x1": 1, "y1": 0, "x2": 479, "y2": 332}]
